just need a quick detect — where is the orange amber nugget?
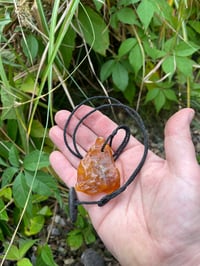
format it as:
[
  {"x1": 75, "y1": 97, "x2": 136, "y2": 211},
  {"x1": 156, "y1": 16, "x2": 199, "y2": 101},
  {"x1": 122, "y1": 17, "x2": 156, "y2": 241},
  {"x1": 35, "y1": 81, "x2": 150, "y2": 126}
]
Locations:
[{"x1": 76, "y1": 137, "x2": 120, "y2": 195}]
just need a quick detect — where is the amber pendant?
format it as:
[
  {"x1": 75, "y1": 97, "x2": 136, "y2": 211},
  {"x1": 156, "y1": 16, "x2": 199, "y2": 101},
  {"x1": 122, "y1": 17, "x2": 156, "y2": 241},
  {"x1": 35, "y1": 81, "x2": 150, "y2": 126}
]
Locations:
[{"x1": 76, "y1": 137, "x2": 120, "y2": 195}]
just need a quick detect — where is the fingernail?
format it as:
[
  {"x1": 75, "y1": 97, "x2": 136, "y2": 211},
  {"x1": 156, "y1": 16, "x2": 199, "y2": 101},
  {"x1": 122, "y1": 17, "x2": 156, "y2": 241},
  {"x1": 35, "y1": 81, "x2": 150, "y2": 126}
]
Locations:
[{"x1": 188, "y1": 108, "x2": 195, "y2": 123}]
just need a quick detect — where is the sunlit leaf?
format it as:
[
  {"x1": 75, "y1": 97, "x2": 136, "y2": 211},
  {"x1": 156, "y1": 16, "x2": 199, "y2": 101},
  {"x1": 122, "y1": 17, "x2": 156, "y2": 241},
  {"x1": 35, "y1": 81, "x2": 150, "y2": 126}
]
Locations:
[
  {"x1": 0, "y1": 199, "x2": 8, "y2": 221},
  {"x1": 0, "y1": 187, "x2": 12, "y2": 201},
  {"x1": 40, "y1": 244, "x2": 57, "y2": 266},
  {"x1": 67, "y1": 229, "x2": 83, "y2": 250},
  {"x1": 3, "y1": 244, "x2": 20, "y2": 260},
  {"x1": 20, "y1": 76, "x2": 39, "y2": 95},
  {"x1": 17, "y1": 258, "x2": 32, "y2": 266},
  {"x1": 18, "y1": 239, "x2": 36, "y2": 258},
  {"x1": 24, "y1": 215, "x2": 44, "y2": 236}
]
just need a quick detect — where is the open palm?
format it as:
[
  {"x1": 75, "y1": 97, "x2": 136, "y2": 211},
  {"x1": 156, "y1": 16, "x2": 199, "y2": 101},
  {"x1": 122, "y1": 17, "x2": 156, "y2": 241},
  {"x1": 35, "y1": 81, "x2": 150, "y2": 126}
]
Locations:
[{"x1": 49, "y1": 106, "x2": 200, "y2": 266}]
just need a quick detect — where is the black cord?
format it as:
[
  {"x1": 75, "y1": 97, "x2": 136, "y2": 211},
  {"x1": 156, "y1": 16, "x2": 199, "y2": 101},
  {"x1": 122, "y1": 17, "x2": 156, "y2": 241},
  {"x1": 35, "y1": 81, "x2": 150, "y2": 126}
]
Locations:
[{"x1": 63, "y1": 96, "x2": 149, "y2": 222}]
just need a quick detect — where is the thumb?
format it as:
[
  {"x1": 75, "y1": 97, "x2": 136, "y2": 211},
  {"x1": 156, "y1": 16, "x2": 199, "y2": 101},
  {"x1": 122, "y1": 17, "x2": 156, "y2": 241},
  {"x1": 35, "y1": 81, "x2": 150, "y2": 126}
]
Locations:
[{"x1": 164, "y1": 108, "x2": 198, "y2": 173}]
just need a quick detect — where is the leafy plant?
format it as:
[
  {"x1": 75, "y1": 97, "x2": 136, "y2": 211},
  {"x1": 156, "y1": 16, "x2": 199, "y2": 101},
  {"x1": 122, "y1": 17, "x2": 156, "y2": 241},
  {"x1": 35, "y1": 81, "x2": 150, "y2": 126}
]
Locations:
[
  {"x1": 66, "y1": 206, "x2": 96, "y2": 251},
  {"x1": 0, "y1": 0, "x2": 199, "y2": 265},
  {"x1": 1, "y1": 239, "x2": 36, "y2": 266},
  {"x1": 99, "y1": 0, "x2": 200, "y2": 112}
]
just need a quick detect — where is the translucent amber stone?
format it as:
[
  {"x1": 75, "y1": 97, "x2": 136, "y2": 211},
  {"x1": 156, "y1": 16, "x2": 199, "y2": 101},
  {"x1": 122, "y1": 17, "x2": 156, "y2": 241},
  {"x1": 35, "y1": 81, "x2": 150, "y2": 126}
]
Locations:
[{"x1": 76, "y1": 137, "x2": 120, "y2": 195}]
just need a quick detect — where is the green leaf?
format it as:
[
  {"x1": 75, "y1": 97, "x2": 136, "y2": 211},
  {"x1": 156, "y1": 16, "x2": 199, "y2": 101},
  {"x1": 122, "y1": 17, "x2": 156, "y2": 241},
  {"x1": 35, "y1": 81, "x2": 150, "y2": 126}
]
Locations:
[
  {"x1": 0, "y1": 199, "x2": 8, "y2": 221},
  {"x1": 112, "y1": 62, "x2": 129, "y2": 91},
  {"x1": 129, "y1": 43, "x2": 143, "y2": 75},
  {"x1": 21, "y1": 34, "x2": 39, "y2": 62},
  {"x1": 23, "y1": 150, "x2": 49, "y2": 171},
  {"x1": 100, "y1": 60, "x2": 115, "y2": 81},
  {"x1": 40, "y1": 244, "x2": 57, "y2": 266},
  {"x1": 13, "y1": 172, "x2": 32, "y2": 212},
  {"x1": 20, "y1": 76, "x2": 39, "y2": 95},
  {"x1": 7, "y1": 119, "x2": 18, "y2": 141},
  {"x1": 118, "y1": 38, "x2": 137, "y2": 57},
  {"x1": 59, "y1": 26, "x2": 76, "y2": 68},
  {"x1": 75, "y1": 214, "x2": 86, "y2": 229},
  {"x1": 3, "y1": 244, "x2": 20, "y2": 260},
  {"x1": 37, "y1": 205, "x2": 52, "y2": 216},
  {"x1": 24, "y1": 215, "x2": 44, "y2": 236},
  {"x1": 163, "y1": 89, "x2": 177, "y2": 102},
  {"x1": 93, "y1": 0, "x2": 104, "y2": 11},
  {"x1": 19, "y1": 239, "x2": 36, "y2": 258},
  {"x1": 83, "y1": 227, "x2": 96, "y2": 245},
  {"x1": 123, "y1": 82, "x2": 136, "y2": 104},
  {"x1": 78, "y1": 5, "x2": 109, "y2": 55},
  {"x1": 118, "y1": 0, "x2": 140, "y2": 5},
  {"x1": 164, "y1": 36, "x2": 176, "y2": 53},
  {"x1": 154, "y1": 90, "x2": 166, "y2": 113},
  {"x1": 8, "y1": 145, "x2": 20, "y2": 167},
  {"x1": 25, "y1": 171, "x2": 58, "y2": 197},
  {"x1": 162, "y1": 56, "x2": 176, "y2": 76},
  {"x1": 176, "y1": 56, "x2": 194, "y2": 77},
  {"x1": 0, "y1": 12, "x2": 11, "y2": 31},
  {"x1": 0, "y1": 187, "x2": 12, "y2": 201},
  {"x1": 145, "y1": 88, "x2": 160, "y2": 103},
  {"x1": 143, "y1": 40, "x2": 166, "y2": 59},
  {"x1": 17, "y1": 258, "x2": 33, "y2": 266},
  {"x1": 175, "y1": 41, "x2": 199, "y2": 57},
  {"x1": 137, "y1": 0, "x2": 155, "y2": 29},
  {"x1": 189, "y1": 21, "x2": 200, "y2": 34},
  {"x1": 30, "y1": 120, "x2": 45, "y2": 138},
  {"x1": 116, "y1": 7, "x2": 138, "y2": 25},
  {"x1": 1, "y1": 87, "x2": 16, "y2": 120},
  {"x1": 1, "y1": 167, "x2": 18, "y2": 187},
  {"x1": 0, "y1": 157, "x2": 8, "y2": 167},
  {"x1": 67, "y1": 229, "x2": 83, "y2": 250}
]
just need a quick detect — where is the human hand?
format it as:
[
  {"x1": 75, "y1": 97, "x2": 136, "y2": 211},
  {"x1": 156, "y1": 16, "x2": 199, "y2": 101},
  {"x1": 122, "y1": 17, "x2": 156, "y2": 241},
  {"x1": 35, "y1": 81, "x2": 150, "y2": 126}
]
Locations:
[{"x1": 49, "y1": 106, "x2": 200, "y2": 266}]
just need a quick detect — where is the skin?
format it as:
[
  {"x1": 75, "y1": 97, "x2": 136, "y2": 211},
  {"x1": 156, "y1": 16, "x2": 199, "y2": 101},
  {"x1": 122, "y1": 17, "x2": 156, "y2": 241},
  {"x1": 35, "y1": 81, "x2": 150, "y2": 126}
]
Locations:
[{"x1": 49, "y1": 106, "x2": 200, "y2": 266}]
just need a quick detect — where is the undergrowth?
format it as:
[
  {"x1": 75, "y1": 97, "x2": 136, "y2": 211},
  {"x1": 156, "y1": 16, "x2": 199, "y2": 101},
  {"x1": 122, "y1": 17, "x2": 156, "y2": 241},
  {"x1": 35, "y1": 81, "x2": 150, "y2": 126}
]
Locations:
[{"x1": 0, "y1": 0, "x2": 199, "y2": 265}]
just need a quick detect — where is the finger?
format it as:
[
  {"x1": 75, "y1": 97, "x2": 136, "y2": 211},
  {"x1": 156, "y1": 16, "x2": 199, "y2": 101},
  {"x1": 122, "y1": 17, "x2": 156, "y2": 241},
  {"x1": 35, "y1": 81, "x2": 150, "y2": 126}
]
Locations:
[
  {"x1": 73, "y1": 105, "x2": 141, "y2": 150},
  {"x1": 164, "y1": 108, "x2": 199, "y2": 174},
  {"x1": 50, "y1": 151, "x2": 77, "y2": 187},
  {"x1": 54, "y1": 110, "x2": 98, "y2": 152},
  {"x1": 49, "y1": 125, "x2": 85, "y2": 168}
]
